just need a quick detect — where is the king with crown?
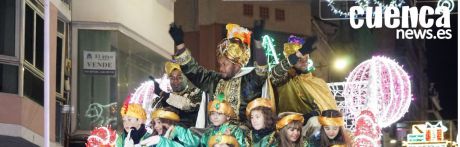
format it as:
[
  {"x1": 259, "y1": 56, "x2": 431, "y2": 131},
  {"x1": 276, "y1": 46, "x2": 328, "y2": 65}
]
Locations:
[{"x1": 168, "y1": 21, "x2": 313, "y2": 123}]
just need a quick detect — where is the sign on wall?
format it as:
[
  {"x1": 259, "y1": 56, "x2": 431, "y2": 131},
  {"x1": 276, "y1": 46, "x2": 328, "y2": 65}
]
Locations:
[{"x1": 83, "y1": 51, "x2": 116, "y2": 75}]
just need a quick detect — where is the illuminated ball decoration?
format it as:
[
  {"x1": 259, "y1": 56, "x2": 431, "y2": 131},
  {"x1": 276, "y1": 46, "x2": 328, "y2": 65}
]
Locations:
[
  {"x1": 86, "y1": 126, "x2": 117, "y2": 147},
  {"x1": 343, "y1": 56, "x2": 412, "y2": 127}
]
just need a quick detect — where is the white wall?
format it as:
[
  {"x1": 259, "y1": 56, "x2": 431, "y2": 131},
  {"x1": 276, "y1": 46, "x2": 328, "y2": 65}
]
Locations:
[{"x1": 72, "y1": 0, "x2": 174, "y2": 55}]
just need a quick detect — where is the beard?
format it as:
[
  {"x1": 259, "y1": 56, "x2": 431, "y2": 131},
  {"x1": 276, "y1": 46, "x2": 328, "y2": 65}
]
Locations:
[
  {"x1": 171, "y1": 78, "x2": 187, "y2": 92},
  {"x1": 171, "y1": 84, "x2": 185, "y2": 92},
  {"x1": 220, "y1": 68, "x2": 239, "y2": 80}
]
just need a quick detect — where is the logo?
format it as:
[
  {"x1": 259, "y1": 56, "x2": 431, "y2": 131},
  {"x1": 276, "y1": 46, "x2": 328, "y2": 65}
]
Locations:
[{"x1": 350, "y1": 6, "x2": 452, "y2": 39}]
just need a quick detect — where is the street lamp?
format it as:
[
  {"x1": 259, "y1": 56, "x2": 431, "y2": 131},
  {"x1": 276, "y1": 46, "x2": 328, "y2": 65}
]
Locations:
[{"x1": 333, "y1": 57, "x2": 350, "y2": 71}]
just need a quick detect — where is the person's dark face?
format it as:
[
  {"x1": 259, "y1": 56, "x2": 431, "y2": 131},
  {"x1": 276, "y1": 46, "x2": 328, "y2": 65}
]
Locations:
[
  {"x1": 293, "y1": 55, "x2": 308, "y2": 71},
  {"x1": 218, "y1": 56, "x2": 241, "y2": 80},
  {"x1": 169, "y1": 69, "x2": 185, "y2": 92}
]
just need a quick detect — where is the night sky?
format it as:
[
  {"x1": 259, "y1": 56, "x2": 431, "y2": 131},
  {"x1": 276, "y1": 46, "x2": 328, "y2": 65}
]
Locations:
[{"x1": 425, "y1": 15, "x2": 458, "y2": 120}]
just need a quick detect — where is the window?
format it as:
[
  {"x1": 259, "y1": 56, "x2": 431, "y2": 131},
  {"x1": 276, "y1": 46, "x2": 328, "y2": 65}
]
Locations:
[
  {"x1": 77, "y1": 30, "x2": 168, "y2": 130},
  {"x1": 25, "y1": 4, "x2": 44, "y2": 71},
  {"x1": 259, "y1": 7, "x2": 269, "y2": 19},
  {"x1": 0, "y1": 0, "x2": 16, "y2": 56},
  {"x1": 0, "y1": 64, "x2": 18, "y2": 93},
  {"x1": 56, "y1": 19, "x2": 66, "y2": 97},
  {"x1": 24, "y1": 69, "x2": 44, "y2": 105},
  {"x1": 24, "y1": 2, "x2": 45, "y2": 105},
  {"x1": 0, "y1": 0, "x2": 18, "y2": 94},
  {"x1": 243, "y1": 4, "x2": 253, "y2": 17},
  {"x1": 275, "y1": 9, "x2": 285, "y2": 21}
]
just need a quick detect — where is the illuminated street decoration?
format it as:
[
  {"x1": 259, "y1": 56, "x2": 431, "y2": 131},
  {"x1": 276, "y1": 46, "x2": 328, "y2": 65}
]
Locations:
[
  {"x1": 326, "y1": 0, "x2": 404, "y2": 17},
  {"x1": 262, "y1": 35, "x2": 280, "y2": 71},
  {"x1": 86, "y1": 126, "x2": 117, "y2": 147},
  {"x1": 329, "y1": 56, "x2": 412, "y2": 145},
  {"x1": 85, "y1": 102, "x2": 117, "y2": 127},
  {"x1": 437, "y1": 0, "x2": 455, "y2": 12},
  {"x1": 403, "y1": 121, "x2": 453, "y2": 147},
  {"x1": 353, "y1": 109, "x2": 381, "y2": 146},
  {"x1": 343, "y1": 56, "x2": 412, "y2": 128}
]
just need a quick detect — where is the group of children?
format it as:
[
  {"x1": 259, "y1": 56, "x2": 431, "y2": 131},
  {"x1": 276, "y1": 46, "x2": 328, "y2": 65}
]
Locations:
[{"x1": 117, "y1": 96, "x2": 351, "y2": 147}]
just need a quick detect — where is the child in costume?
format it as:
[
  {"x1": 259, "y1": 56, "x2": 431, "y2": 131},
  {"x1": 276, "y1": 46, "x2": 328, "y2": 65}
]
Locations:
[
  {"x1": 208, "y1": 134, "x2": 240, "y2": 147},
  {"x1": 308, "y1": 110, "x2": 351, "y2": 147},
  {"x1": 276, "y1": 112, "x2": 309, "y2": 147},
  {"x1": 116, "y1": 103, "x2": 151, "y2": 147},
  {"x1": 139, "y1": 107, "x2": 200, "y2": 146},
  {"x1": 200, "y1": 93, "x2": 247, "y2": 147},
  {"x1": 245, "y1": 98, "x2": 277, "y2": 147}
]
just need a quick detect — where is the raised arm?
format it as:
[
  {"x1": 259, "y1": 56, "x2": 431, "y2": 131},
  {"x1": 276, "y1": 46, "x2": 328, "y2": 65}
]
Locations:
[
  {"x1": 271, "y1": 36, "x2": 317, "y2": 87},
  {"x1": 169, "y1": 23, "x2": 221, "y2": 94}
]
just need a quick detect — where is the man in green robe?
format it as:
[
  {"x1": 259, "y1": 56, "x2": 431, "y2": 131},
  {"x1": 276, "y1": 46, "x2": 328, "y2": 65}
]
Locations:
[{"x1": 168, "y1": 21, "x2": 312, "y2": 123}]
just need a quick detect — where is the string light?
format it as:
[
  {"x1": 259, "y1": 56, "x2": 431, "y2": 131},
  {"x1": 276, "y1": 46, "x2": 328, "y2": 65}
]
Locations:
[
  {"x1": 326, "y1": 0, "x2": 405, "y2": 17},
  {"x1": 86, "y1": 126, "x2": 117, "y2": 147},
  {"x1": 343, "y1": 56, "x2": 412, "y2": 128},
  {"x1": 353, "y1": 109, "x2": 382, "y2": 146},
  {"x1": 262, "y1": 35, "x2": 280, "y2": 71}
]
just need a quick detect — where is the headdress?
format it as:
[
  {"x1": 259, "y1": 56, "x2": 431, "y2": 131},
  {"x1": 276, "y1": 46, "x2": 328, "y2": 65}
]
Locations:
[
  {"x1": 120, "y1": 100, "x2": 147, "y2": 120},
  {"x1": 283, "y1": 35, "x2": 305, "y2": 56},
  {"x1": 276, "y1": 113, "x2": 304, "y2": 131},
  {"x1": 319, "y1": 111, "x2": 344, "y2": 126},
  {"x1": 151, "y1": 108, "x2": 180, "y2": 122},
  {"x1": 245, "y1": 98, "x2": 275, "y2": 117},
  {"x1": 208, "y1": 134, "x2": 240, "y2": 147},
  {"x1": 207, "y1": 93, "x2": 236, "y2": 119},
  {"x1": 165, "y1": 61, "x2": 181, "y2": 75},
  {"x1": 217, "y1": 23, "x2": 252, "y2": 66}
]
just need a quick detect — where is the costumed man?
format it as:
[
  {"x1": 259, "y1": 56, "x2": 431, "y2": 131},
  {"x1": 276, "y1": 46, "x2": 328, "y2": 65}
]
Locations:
[
  {"x1": 271, "y1": 35, "x2": 338, "y2": 137},
  {"x1": 169, "y1": 20, "x2": 310, "y2": 122},
  {"x1": 116, "y1": 103, "x2": 151, "y2": 147},
  {"x1": 151, "y1": 61, "x2": 205, "y2": 128},
  {"x1": 139, "y1": 107, "x2": 200, "y2": 147}
]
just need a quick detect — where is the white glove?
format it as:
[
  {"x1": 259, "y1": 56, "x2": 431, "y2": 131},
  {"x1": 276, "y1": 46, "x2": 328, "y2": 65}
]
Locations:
[
  {"x1": 164, "y1": 125, "x2": 175, "y2": 139},
  {"x1": 139, "y1": 135, "x2": 161, "y2": 146},
  {"x1": 124, "y1": 130, "x2": 135, "y2": 147}
]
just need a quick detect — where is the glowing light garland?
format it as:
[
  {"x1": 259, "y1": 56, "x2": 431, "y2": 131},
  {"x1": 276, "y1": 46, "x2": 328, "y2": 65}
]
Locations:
[
  {"x1": 353, "y1": 109, "x2": 381, "y2": 146},
  {"x1": 437, "y1": 0, "x2": 455, "y2": 12},
  {"x1": 343, "y1": 56, "x2": 412, "y2": 128},
  {"x1": 326, "y1": 0, "x2": 405, "y2": 17},
  {"x1": 86, "y1": 126, "x2": 117, "y2": 147},
  {"x1": 85, "y1": 102, "x2": 117, "y2": 127},
  {"x1": 261, "y1": 35, "x2": 280, "y2": 71}
]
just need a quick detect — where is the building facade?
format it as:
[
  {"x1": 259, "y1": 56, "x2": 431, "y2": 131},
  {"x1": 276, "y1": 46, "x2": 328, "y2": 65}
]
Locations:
[{"x1": 0, "y1": 0, "x2": 174, "y2": 146}]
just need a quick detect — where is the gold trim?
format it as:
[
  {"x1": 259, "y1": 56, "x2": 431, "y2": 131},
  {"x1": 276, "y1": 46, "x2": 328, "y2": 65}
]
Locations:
[
  {"x1": 318, "y1": 116, "x2": 344, "y2": 126},
  {"x1": 174, "y1": 49, "x2": 192, "y2": 65},
  {"x1": 246, "y1": 98, "x2": 274, "y2": 117},
  {"x1": 276, "y1": 114, "x2": 304, "y2": 131},
  {"x1": 151, "y1": 109, "x2": 180, "y2": 122},
  {"x1": 208, "y1": 134, "x2": 240, "y2": 147}
]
